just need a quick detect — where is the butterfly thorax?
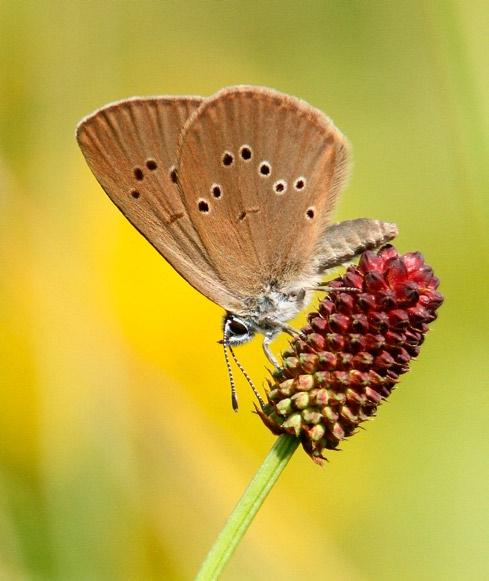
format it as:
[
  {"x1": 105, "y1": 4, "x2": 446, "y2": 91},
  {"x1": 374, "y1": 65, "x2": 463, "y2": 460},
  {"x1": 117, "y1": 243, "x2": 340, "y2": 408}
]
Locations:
[{"x1": 223, "y1": 275, "x2": 320, "y2": 346}]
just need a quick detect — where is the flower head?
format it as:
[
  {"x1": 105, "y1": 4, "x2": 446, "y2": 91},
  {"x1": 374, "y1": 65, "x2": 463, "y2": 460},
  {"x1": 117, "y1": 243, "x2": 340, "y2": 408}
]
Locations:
[{"x1": 258, "y1": 245, "x2": 443, "y2": 464}]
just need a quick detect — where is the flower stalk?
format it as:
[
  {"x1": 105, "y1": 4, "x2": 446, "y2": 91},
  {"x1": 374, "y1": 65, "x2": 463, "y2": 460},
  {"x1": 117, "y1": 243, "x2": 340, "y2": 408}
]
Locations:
[{"x1": 196, "y1": 434, "x2": 299, "y2": 580}]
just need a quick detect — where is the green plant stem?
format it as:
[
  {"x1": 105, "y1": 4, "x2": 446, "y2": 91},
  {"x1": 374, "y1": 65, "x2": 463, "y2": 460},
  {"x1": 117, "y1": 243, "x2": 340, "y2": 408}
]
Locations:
[{"x1": 195, "y1": 434, "x2": 299, "y2": 580}]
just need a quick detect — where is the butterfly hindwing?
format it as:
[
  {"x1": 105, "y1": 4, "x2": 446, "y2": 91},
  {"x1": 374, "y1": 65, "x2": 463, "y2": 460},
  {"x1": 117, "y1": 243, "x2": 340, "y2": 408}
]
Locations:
[{"x1": 177, "y1": 86, "x2": 350, "y2": 300}]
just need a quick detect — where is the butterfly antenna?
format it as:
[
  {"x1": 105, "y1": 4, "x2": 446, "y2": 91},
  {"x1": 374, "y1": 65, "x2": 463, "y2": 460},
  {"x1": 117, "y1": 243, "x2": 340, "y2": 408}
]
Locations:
[
  {"x1": 222, "y1": 327, "x2": 239, "y2": 412},
  {"x1": 228, "y1": 345, "x2": 267, "y2": 411}
]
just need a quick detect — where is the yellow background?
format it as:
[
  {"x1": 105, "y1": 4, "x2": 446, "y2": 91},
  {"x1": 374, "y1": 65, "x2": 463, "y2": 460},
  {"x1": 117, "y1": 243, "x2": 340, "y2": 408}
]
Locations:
[{"x1": 1, "y1": 1, "x2": 488, "y2": 579}]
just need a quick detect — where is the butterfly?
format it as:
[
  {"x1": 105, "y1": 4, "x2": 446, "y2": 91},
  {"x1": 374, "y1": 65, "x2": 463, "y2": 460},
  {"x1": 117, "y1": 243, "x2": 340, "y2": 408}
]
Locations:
[{"x1": 77, "y1": 86, "x2": 397, "y2": 407}]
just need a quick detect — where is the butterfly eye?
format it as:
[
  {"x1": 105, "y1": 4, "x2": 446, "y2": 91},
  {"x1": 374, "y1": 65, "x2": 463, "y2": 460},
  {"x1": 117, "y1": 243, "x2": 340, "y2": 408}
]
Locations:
[{"x1": 228, "y1": 318, "x2": 249, "y2": 336}]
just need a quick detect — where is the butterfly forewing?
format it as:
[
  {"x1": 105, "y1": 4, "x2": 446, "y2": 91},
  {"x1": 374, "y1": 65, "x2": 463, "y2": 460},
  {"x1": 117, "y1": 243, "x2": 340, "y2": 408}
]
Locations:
[
  {"x1": 177, "y1": 86, "x2": 350, "y2": 299},
  {"x1": 76, "y1": 96, "x2": 242, "y2": 311}
]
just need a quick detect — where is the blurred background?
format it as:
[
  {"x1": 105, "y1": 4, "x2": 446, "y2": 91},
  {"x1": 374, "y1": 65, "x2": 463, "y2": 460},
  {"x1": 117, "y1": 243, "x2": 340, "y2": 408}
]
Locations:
[{"x1": 0, "y1": 1, "x2": 488, "y2": 579}]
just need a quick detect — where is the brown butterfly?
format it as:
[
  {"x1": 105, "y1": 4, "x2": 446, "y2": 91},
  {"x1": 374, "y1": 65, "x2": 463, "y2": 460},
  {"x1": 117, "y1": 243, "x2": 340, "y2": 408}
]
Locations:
[{"x1": 77, "y1": 86, "x2": 397, "y2": 407}]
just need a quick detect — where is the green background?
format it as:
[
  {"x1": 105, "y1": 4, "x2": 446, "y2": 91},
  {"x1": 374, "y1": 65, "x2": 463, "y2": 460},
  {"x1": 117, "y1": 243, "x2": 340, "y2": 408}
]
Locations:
[{"x1": 1, "y1": 1, "x2": 487, "y2": 579}]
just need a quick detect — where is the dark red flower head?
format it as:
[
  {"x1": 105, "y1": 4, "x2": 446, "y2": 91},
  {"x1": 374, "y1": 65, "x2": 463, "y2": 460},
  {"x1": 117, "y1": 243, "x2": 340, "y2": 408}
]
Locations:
[{"x1": 257, "y1": 245, "x2": 443, "y2": 465}]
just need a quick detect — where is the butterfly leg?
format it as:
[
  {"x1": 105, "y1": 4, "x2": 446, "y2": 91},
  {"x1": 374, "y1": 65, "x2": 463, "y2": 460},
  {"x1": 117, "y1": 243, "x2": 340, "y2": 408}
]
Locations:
[
  {"x1": 279, "y1": 321, "x2": 306, "y2": 338},
  {"x1": 261, "y1": 316, "x2": 305, "y2": 339},
  {"x1": 313, "y1": 285, "x2": 360, "y2": 293},
  {"x1": 261, "y1": 318, "x2": 307, "y2": 368},
  {"x1": 263, "y1": 336, "x2": 280, "y2": 368}
]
